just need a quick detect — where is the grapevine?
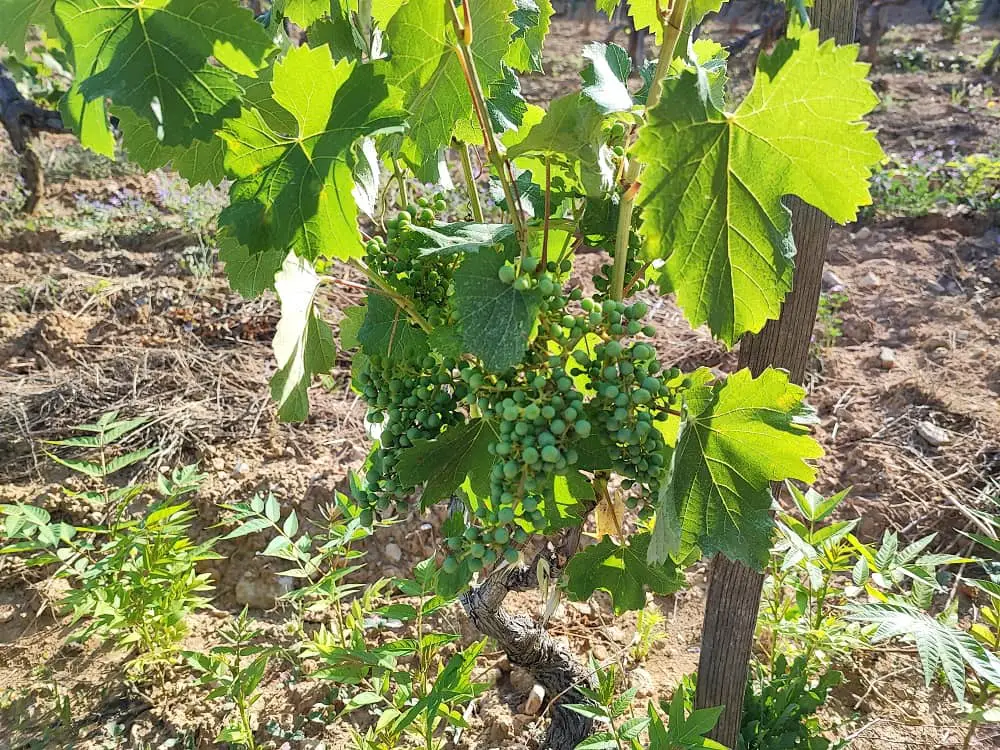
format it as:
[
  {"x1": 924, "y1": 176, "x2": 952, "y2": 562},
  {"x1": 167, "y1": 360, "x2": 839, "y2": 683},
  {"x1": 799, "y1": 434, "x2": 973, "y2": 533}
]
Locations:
[{"x1": 0, "y1": 0, "x2": 885, "y2": 745}]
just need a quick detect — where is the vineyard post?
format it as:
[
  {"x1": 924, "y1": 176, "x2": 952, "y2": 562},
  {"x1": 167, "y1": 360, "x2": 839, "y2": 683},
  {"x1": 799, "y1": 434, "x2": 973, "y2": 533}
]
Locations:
[{"x1": 692, "y1": 0, "x2": 862, "y2": 743}]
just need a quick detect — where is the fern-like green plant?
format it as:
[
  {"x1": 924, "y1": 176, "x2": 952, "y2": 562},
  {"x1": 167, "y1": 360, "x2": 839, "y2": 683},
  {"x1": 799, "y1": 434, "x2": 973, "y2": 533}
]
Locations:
[{"x1": 845, "y1": 601, "x2": 1000, "y2": 702}]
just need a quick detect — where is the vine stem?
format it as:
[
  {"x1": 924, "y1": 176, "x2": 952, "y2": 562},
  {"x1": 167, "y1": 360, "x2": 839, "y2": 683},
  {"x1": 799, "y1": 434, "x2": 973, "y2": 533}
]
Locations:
[
  {"x1": 445, "y1": 0, "x2": 527, "y2": 250},
  {"x1": 610, "y1": 0, "x2": 689, "y2": 302},
  {"x1": 345, "y1": 259, "x2": 433, "y2": 333},
  {"x1": 458, "y1": 143, "x2": 485, "y2": 222},
  {"x1": 541, "y1": 158, "x2": 552, "y2": 270},
  {"x1": 391, "y1": 156, "x2": 409, "y2": 209}
]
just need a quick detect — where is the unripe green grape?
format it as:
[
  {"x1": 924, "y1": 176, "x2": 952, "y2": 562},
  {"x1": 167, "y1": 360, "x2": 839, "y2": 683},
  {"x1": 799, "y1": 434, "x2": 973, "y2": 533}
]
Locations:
[
  {"x1": 522, "y1": 446, "x2": 539, "y2": 464},
  {"x1": 442, "y1": 555, "x2": 459, "y2": 573},
  {"x1": 504, "y1": 547, "x2": 520, "y2": 564},
  {"x1": 498, "y1": 264, "x2": 517, "y2": 284},
  {"x1": 494, "y1": 527, "x2": 510, "y2": 544},
  {"x1": 468, "y1": 557, "x2": 484, "y2": 572},
  {"x1": 541, "y1": 445, "x2": 561, "y2": 463},
  {"x1": 464, "y1": 526, "x2": 479, "y2": 541},
  {"x1": 483, "y1": 548, "x2": 497, "y2": 565},
  {"x1": 522, "y1": 255, "x2": 540, "y2": 272},
  {"x1": 470, "y1": 542, "x2": 486, "y2": 558},
  {"x1": 498, "y1": 506, "x2": 515, "y2": 524},
  {"x1": 574, "y1": 419, "x2": 592, "y2": 437},
  {"x1": 513, "y1": 276, "x2": 531, "y2": 292}
]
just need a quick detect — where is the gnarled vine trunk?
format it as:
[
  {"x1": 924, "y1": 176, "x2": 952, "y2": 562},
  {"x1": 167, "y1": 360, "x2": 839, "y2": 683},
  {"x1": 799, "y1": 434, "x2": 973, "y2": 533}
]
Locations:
[
  {"x1": 460, "y1": 549, "x2": 594, "y2": 750},
  {"x1": 0, "y1": 62, "x2": 68, "y2": 213}
]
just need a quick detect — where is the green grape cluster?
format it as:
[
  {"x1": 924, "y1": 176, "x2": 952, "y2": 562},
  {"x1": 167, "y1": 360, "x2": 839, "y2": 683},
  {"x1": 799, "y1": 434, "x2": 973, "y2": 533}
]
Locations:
[
  {"x1": 364, "y1": 194, "x2": 455, "y2": 326},
  {"x1": 353, "y1": 354, "x2": 467, "y2": 522},
  {"x1": 571, "y1": 299, "x2": 678, "y2": 509}
]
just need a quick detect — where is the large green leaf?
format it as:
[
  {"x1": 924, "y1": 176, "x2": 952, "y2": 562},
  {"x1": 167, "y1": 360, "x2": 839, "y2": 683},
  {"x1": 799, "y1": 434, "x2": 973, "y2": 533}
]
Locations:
[
  {"x1": 580, "y1": 42, "x2": 633, "y2": 114},
  {"x1": 625, "y1": 0, "x2": 725, "y2": 44},
  {"x1": 1, "y1": 0, "x2": 55, "y2": 52},
  {"x1": 218, "y1": 232, "x2": 284, "y2": 298},
  {"x1": 565, "y1": 532, "x2": 685, "y2": 614},
  {"x1": 410, "y1": 222, "x2": 515, "y2": 256},
  {"x1": 506, "y1": 0, "x2": 553, "y2": 73},
  {"x1": 270, "y1": 253, "x2": 336, "y2": 422},
  {"x1": 651, "y1": 368, "x2": 823, "y2": 569},
  {"x1": 380, "y1": 0, "x2": 514, "y2": 162},
  {"x1": 507, "y1": 93, "x2": 611, "y2": 196},
  {"x1": 634, "y1": 27, "x2": 882, "y2": 345},
  {"x1": 115, "y1": 108, "x2": 225, "y2": 186},
  {"x1": 452, "y1": 246, "x2": 539, "y2": 371},
  {"x1": 54, "y1": 0, "x2": 272, "y2": 148},
  {"x1": 396, "y1": 420, "x2": 496, "y2": 507},
  {"x1": 219, "y1": 44, "x2": 406, "y2": 262},
  {"x1": 357, "y1": 291, "x2": 429, "y2": 360}
]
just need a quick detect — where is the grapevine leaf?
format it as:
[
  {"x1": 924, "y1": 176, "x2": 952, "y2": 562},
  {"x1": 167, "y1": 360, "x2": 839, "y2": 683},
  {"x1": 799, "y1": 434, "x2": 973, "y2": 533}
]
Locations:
[
  {"x1": 309, "y1": 3, "x2": 363, "y2": 62},
  {"x1": 1, "y1": 0, "x2": 55, "y2": 52},
  {"x1": 846, "y1": 602, "x2": 1000, "y2": 701},
  {"x1": 428, "y1": 324, "x2": 464, "y2": 359},
  {"x1": 565, "y1": 532, "x2": 685, "y2": 614},
  {"x1": 270, "y1": 253, "x2": 336, "y2": 422},
  {"x1": 627, "y1": 0, "x2": 724, "y2": 45},
  {"x1": 219, "y1": 44, "x2": 406, "y2": 261},
  {"x1": 351, "y1": 137, "x2": 381, "y2": 219},
  {"x1": 506, "y1": 0, "x2": 553, "y2": 74},
  {"x1": 645, "y1": 38, "x2": 728, "y2": 111},
  {"x1": 651, "y1": 368, "x2": 823, "y2": 569},
  {"x1": 339, "y1": 305, "x2": 367, "y2": 350},
  {"x1": 580, "y1": 42, "x2": 633, "y2": 114},
  {"x1": 486, "y1": 64, "x2": 528, "y2": 134},
  {"x1": 507, "y1": 93, "x2": 611, "y2": 196},
  {"x1": 357, "y1": 291, "x2": 429, "y2": 360},
  {"x1": 635, "y1": 28, "x2": 882, "y2": 344},
  {"x1": 410, "y1": 222, "x2": 515, "y2": 256},
  {"x1": 115, "y1": 108, "x2": 225, "y2": 186},
  {"x1": 60, "y1": 84, "x2": 114, "y2": 157},
  {"x1": 542, "y1": 471, "x2": 594, "y2": 529},
  {"x1": 219, "y1": 232, "x2": 285, "y2": 298},
  {"x1": 381, "y1": 0, "x2": 514, "y2": 162},
  {"x1": 281, "y1": 0, "x2": 330, "y2": 28},
  {"x1": 452, "y1": 247, "x2": 540, "y2": 371},
  {"x1": 396, "y1": 420, "x2": 496, "y2": 508},
  {"x1": 54, "y1": 0, "x2": 272, "y2": 146}
]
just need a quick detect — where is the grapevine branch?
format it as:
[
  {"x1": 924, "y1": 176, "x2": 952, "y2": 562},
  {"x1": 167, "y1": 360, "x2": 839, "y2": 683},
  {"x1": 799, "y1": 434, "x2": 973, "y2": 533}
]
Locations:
[
  {"x1": 445, "y1": 0, "x2": 528, "y2": 250},
  {"x1": 610, "y1": 0, "x2": 688, "y2": 301},
  {"x1": 0, "y1": 61, "x2": 69, "y2": 213}
]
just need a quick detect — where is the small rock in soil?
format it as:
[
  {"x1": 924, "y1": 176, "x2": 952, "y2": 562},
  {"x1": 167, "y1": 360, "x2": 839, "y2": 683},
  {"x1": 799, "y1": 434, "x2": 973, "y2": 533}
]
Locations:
[
  {"x1": 631, "y1": 667, "x2": 655, "y2": 698},
  {"x1": 235, "y1": 571, "x2": 294, "y2": 610},
  {"x1": 233, "y1": 460, "x2": 250, "y2": 477},
  {"x1": 853, "y1": 226, "x2": 872, "y2": 242},
  {"x1": 524, "y1": 684, "x2": 546, "y2": 716},
  {"x1": 926, "y1": 280, "x2": 946, "y2": 294},
  {"x1": 384, "y1": 543, "x2": 403, "y2": 563},
  {"x1": 857, "y1": 271, "x2": 881, "y2": 289},
  {"x1": 488, "y1": 715, "x2": 514, "y2": 744},
  {"x1": 917, "y1": 421, "x2": 952, "y2": 447},
  {"x1": 822, "y1": 269, "x2": 845, "y2": 290},
  {"x1": 879, "y1": 347, "x2": 897, "y2": 369}
]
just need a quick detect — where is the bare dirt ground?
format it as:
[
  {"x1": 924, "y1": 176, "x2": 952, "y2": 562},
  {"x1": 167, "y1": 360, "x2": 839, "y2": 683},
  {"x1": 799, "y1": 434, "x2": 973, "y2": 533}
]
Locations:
[{"x1": 1, "y1": 7, "x2": 998, "y2": 750}]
